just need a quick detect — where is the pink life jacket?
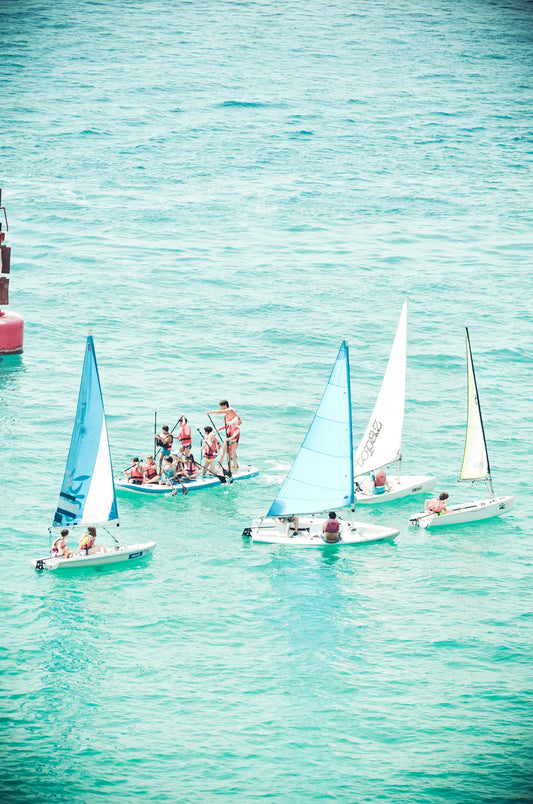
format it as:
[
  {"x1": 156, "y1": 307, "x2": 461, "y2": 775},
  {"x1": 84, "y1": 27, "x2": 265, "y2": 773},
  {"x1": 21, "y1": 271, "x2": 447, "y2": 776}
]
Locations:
[
  {"x1": 374, "y1": 469, "x2": 386, "y2": 487},
  {"x1": 325, "y1": 518, "x2": 340, "y2": 533},
  {"x1": 429, "y1": 499, "x2": 446, "y2": 513},
  {"x1": 178, "y1": 425, "x2": 192, "y2": 448}
]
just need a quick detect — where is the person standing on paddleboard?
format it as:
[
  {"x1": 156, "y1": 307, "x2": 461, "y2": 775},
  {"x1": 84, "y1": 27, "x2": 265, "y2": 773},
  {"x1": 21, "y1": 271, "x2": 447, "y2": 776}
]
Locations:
[{"x1": 206, "y1": 400, "x2": 242, "y2": 472}]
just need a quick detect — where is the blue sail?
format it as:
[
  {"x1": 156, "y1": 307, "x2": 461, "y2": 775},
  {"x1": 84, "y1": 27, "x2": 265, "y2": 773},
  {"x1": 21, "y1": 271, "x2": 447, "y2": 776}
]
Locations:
[
  {"x1": 267, "y1": 341, "x2": 354, "y2": 516},
  {"x1": 52, "y1": 336, "x2": 119, "y2": 528}
]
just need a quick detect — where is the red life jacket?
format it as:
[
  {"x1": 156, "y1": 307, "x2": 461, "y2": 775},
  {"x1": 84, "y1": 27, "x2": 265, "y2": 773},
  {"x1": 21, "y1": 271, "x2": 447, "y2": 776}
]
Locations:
[
  {"x1": 131, "y1": 464, "x2": 143, "y2": 481},
  {"x1": 429, "y1": 499, "x2": 446, "y2": 513},
  {"x1": 178, "y1": 425, "x2": 192, "y2": 448},
  {"x1": 159, "y1": 434, "x2": 173, "y2": 449},
  {"x1": 325, "y1": 519, "x2": 340, "y2": 533},
  {"x1": 144, "y1": 462, "x2": 157, "y2": 479},
  {"x1": 204, "y1": 437, "x2": 218, "y2": 459},
  {"x1": 225, "y1": 412, "x2": 242, "y2": 435}
]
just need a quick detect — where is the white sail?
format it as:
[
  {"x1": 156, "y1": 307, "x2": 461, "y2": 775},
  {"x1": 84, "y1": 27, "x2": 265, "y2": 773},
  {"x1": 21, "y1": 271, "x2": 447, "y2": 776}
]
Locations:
[
  {"x1": 354, "y1": 298, "x2": 407, "y2": 477},
  {"x1": 459, "y1": 329, "x2": 491, "y2": 485}
]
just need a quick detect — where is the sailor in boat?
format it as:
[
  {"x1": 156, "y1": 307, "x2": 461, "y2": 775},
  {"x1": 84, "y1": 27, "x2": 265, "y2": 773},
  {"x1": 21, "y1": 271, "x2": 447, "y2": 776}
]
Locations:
[
  {"x1": 52, "y1": 529, "x2": 73, "y2": 559},
  {"x1": 155, "y1": 425, "x2": 174, "y2": 472},
  {"x1": 176, "y1": 416, "x2": 192, "y2": 459},
  {"x1": 143, "y1": 455, "x2": 159, "y2": 484},
  {"x1": 277, "y1": 516, "x2": 299, "y2": 537},
  {"x1": 77, "y1": 526, "x2": 108, "y2": 556},
  {"x1": 322, "y1": 512, "x2": 341, "y2": 543},
  {"x1": 371, "y1": 469, "x2": 390, "y2": 495},
  {"x1": 200, "y1": 426, "x2": 219, "y2": 477},
  {"x1": 424, "y1": 491, "x2": 449, "y2": 516}
]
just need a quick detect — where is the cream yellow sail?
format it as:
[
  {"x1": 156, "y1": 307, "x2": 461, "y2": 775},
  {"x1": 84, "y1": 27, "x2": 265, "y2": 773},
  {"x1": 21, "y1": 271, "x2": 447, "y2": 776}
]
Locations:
[{"x1": 459, "y1": 329, "x2": 493, "y2": 494}]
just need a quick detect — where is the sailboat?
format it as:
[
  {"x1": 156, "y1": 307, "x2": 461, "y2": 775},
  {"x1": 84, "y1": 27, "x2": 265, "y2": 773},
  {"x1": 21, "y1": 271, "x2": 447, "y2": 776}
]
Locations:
[
  {"x1": 243, "y1": 341, "x2": 400, "y2": 547},
  {"x1": 354, "y1": 298, "x2": 436, "y2": 504},
  {"x1": 409, "y1": 328, "x2": 514, "y2": 529},
  {"x1": 32, "y1": 335, "x2": 156, "y2": 570}
]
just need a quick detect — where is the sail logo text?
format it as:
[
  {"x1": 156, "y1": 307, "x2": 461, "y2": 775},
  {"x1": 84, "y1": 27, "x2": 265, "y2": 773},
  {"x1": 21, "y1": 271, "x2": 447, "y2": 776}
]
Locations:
[{"x1": 355, "y1": 419, "x2": 383, "y2": 468}]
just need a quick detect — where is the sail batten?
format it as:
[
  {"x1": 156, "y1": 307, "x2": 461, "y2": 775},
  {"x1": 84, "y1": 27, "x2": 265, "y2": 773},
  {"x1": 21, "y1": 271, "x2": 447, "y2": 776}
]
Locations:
[
  {"x1": 354, "y1": 299, "x2": 408, "y2": 477},
  {"x1": 459, "y1": 329, "x2": 492, "y2": 489},
  {"x1": 267, "y1": 341, "x2": 353, "y2": 517},
  {"x1": 52, "y1": 336, "x2": 119, "y2": 528}
]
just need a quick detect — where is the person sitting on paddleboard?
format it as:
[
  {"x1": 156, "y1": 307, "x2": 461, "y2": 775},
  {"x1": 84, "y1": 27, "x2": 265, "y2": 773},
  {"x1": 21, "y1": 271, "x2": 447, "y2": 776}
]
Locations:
[
  {"x1": 143, "y1": 455, "x2": 159, "y2": 484},
  {"x1": 184, "y1": 454, "x2": 200, "y2": 480},
  {"x1": 155, "y1": 425, "x2": 174, "y2": 471},
  {"x1": 424, "y1": 491, "x2": 449, "y2": 515},
  {"x1": 159, "y1": 455, "x2": 176, "y2": 486},
  {"x1": 124, "y1": 457, "x2": 144, "y2": 485},
  {"x1": 322, "y1": 512, "x2": 341, "y2": 543},
  {"x1": 172, "y1": 455, "x2": 187, "y2": 481}
]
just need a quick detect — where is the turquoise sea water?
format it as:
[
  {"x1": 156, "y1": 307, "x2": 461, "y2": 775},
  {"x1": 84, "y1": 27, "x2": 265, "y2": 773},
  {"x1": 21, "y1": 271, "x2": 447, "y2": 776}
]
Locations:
[{"x1": 1, "y1": 0, "x2": 532, "y2": 801}]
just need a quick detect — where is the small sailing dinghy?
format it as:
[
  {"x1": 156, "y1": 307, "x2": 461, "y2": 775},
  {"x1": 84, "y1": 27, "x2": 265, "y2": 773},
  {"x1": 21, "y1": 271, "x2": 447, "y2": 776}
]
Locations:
[
  {"x1": 409, "y1": 329, "x2": 514, "y2": 529},
  {"x1": 243, "y1": 341, "x2": 400, "y2": 547},
  {"x1": 354, "y1": 298, "x2": 436, "y2": 504},
  {"x1": 32, "y1": 335, "x2": 156, "y2": 571}
]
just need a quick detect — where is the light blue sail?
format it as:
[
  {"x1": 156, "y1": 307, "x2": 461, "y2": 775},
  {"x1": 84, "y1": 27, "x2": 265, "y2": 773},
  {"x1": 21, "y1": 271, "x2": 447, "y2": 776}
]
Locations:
[
  {"x1": 52, "y1": 335, "x2": 119, "y2": 528},
  {"x1": 268, "y1": 341, "x2": 354, "y2": 517}
]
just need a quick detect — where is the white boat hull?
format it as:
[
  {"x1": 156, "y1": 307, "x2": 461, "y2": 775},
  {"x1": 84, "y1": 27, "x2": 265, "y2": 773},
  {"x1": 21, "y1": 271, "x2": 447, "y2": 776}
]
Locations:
[
  {"x1": 115, "y1": 465, "x2": 259, "y2": 495},
  {"x1": 244, "y1": 517, "x2": 399, "y2": 547},
  {"x1": 355, "y1": 474, "x2": 436, "y2": 504},
  {"x1": 32, "y1": 541, "x2": 156, "y2": 571},
  {"x1": 409, "y1": 495, "x2": 514, "y2": 529}
]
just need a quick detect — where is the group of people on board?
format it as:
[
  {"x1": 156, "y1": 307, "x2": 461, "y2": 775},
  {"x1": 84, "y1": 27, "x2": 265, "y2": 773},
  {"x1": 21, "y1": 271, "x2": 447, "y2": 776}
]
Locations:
[
  {"x1": 122, "y1": 401, "x2": 242, "y2": 487},
  {"x1": 51, "y1": 526, "x2": 107, "y2": 560}
]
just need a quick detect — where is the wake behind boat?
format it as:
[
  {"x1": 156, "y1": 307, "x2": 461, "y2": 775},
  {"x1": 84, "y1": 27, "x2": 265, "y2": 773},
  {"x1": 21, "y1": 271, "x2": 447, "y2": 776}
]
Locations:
[
  {"x1": 243, "y1": 341, "x2": 399, "y2": 548},
  {"x1": 31, "y1": 335, "x2": 156, "y2": 571},
  {"x1": 354, "y1": 298, "x2": 436, "y2": 505},
  {"x1": 409, "y1": 329, "x2": 514, "y2": 529},
  {"x1": 115, "y1": 463, "x2": 259, "y2": 496}
]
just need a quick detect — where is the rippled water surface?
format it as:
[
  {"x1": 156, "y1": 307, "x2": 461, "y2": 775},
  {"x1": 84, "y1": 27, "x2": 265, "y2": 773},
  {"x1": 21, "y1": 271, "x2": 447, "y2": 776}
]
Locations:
[{"x1": 1, "y1": 0, "x2": 532, "y2": 801}]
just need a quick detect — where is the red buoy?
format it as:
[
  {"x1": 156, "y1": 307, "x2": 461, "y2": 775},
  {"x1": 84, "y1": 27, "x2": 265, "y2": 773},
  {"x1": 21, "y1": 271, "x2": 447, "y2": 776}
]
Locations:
[
  {"x1": 0, "y1": 310, "x2": 24, "y2": 354},
  {"x1": 0, "y1": 188, "x2": 24, "y2": 355}
]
